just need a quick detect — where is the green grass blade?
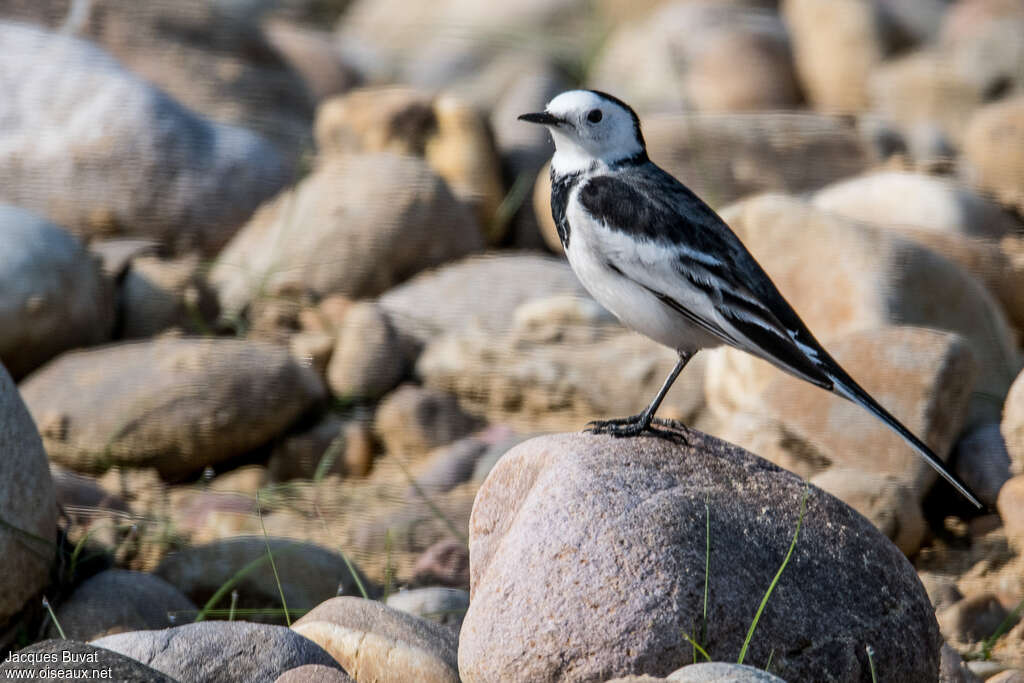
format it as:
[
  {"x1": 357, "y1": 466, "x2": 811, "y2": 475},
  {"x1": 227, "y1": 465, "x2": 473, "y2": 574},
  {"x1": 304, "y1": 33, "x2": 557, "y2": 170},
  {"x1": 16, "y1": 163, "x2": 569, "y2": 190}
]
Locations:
[
  {"x1": 194, "y1": 554, "x2": 272, "y2": 622},
  {"x1": 42, "y1": 597, "x2": 66, "y2": 640},
  {"x1": 737, "y1": 484, "x2": 809, "y2": 665},
  {"x1": 866, "y1": 645, "x2": 877, "y2": 683},
  {"x1": 681, "y1": 631, "x2": 712, "y2": 662},
  {"x1": 257, "y1": 491, "x2": 291, "y2": 626}
]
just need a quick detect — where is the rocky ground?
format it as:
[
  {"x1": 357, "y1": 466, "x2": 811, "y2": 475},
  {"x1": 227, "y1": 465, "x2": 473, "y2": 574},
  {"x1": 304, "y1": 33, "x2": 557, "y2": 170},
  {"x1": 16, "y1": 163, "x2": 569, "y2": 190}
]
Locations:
[{"x1": 1, "y1": 0, "x2": 1024, "y2": 681}]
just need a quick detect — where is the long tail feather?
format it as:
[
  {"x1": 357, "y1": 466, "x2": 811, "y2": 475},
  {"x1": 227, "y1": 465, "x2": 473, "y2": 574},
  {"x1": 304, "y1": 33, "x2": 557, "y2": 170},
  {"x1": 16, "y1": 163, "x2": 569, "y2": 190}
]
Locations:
[{"x1": 828, "y1": 371, "x2": 983, "y2": 509}]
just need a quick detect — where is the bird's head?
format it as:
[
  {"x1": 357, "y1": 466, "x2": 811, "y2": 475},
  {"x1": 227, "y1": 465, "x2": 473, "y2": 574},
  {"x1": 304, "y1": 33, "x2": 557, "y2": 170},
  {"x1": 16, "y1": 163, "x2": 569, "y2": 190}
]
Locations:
[{"x1": 519, "y1": 90, "x2": 646, "y2": 176}]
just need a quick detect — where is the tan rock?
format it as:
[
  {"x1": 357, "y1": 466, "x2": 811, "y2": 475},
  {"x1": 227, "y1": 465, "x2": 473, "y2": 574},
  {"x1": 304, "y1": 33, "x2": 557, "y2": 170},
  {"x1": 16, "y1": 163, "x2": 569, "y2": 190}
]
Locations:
[
  {"x1": 374, "y1": 384, "x2": 482, "y2": 459},
  {"x1": 783, "y1": 0, "x2": 885, "y2": 111},
  {"x1": 314, "y1": 88, "x2": 504, "y2": 239},
  {"x1": 588, "y1": 2, "x2": 800, "y2": 114},
  {"x1": 716, "y1": 194, "x2": 1019, "y2": 426},
  {"x1": 813, "y1": 171, "x2": 1021, "y2": 240},
  {"x1": 712, "y1": 327, "x2": 976, "y2": 499},
  {"x1": 938, "y1": 593, "x2": 1009, "y2": 644},
  {"x1": 292, "y1": 596, "x2": 459, "y2": 683},
  {"x1": 210, "y1": 154, "x2": 482, "y2": 319},
  {"x1": 289, "y1": 330, "x2": 334, "y2": 377},
  {"x1": 1004, "y1": 371, "x2": 1024, "y2": 474},
  {"x1": 19, "y1": 338, "x2": 325, "y2": 478},
  {"x1": 327, "y1": 302, "x2": 408, "y2": 401},
  {"x1": 997, "y1": 475, "x2": 1024, "y2": 552},
  {"x1": 963, "y1": 96, "x2": 1024, "y2": 212}
]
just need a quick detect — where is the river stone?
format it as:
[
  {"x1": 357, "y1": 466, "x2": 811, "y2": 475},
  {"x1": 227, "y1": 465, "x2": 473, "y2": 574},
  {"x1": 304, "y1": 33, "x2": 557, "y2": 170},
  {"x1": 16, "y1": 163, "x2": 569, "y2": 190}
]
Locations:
[
  {"x1": 93, "y1": 621, "x2": 345, "y2": 682},
  {"x1": 292, "y1": 596, "x2": 459, "y2": 683},
  {"x1": 459, "y1": 432, "x2": 941, "y2": 682},
  {"x1": 0, "y1": 205, "x2": 113, "y2": 378},
  {"x1": 0, "y1": 362, "x2": 57, "y2": 624},
  {"x1": 48, "y1": 569, "x2": 196, "y2": 641},
  {"x1": 19, "y1": 337, "x2": 324, "y2": 478},
  {"x1": 210, "y1": 153, "x2": 482, "y2": 319},
  {"x1": 0, "y1": 20, "x2": 289, "y2": 254}
]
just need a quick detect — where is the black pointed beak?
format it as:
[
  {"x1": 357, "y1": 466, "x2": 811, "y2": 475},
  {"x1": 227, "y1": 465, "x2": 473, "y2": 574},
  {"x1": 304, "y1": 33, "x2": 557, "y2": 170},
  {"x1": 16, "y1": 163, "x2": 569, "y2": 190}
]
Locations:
[{"x1": 518, "y1": 112, "x2": 564, "y2": 126}]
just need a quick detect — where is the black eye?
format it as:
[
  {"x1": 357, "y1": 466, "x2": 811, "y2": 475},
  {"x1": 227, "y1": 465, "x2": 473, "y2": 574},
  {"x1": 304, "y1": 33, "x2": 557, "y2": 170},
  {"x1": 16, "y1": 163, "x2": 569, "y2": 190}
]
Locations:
[{"x1": 587, "y1": 109, "x2": 603, "y2": 124}]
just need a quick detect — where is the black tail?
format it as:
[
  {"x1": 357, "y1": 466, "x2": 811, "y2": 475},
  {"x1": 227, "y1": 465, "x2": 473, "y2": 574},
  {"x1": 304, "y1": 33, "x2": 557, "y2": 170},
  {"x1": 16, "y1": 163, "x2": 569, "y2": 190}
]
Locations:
[{"x1": 828, "y1": 370, "x2": 983, "y2": 509}]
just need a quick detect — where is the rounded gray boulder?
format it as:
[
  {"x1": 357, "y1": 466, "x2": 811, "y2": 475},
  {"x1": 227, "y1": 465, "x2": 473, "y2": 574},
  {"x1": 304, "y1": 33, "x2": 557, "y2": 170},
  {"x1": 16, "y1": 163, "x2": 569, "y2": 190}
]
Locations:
[{"x1": 459, "y1": 431, "x2": 941, "y2": 682}]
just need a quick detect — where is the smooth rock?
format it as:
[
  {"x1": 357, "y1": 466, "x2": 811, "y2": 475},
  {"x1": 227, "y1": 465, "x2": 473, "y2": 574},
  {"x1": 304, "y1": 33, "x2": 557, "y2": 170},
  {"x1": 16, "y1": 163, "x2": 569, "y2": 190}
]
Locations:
[
  {"x1": 954, "y1": 423, "x2": 1012, "y2": 508},
  {"x1": 1, "y1": 640, "x2": 175, "y2": 682},
  {"x1": 314, "y1": 88, "x2": 504, "y2": 237},
  {"x1": 997, "y1": 475, "x2": 1024, "y2": 552},
  {"x1": 810, "y1": 468, "x2": 927, "y2": 555},
  {"x1": 0, "y1": 21, "x2": 289, "y2": 254},
  {"x1": 666, "y1": 662, "x2": 788, "y2": 682},
  {"x1": 0, "y1": 206, "x2": 113, "y2": 378},
  {"x1": 289, "y1": 330, "x2": 335, "y2": 377},
  {"x1": 20, "y1": 338, "x2": 325, "y2": 478},
  {"x1": 813, "y1": 171, "x2": 1021, "y2": 240},
  {"x1": 49, "y1": 569, "x2": 196, "y2": 640},
  {"x1": 264, "y1": 19, "x2": 362, "y2": 102},
  {"x1": 0, "y1": 362, "x2": 56, "y2": 623},
  {"x1": 1004, "y1": 370, "x2": 1024, "y2": 474},
  {"x1": 782, "y1": 0, "x2": 886, "y2": 111},
  {"x1": 412, "y1": 538, "x2": 470, "y2": 588},
  {"x1": 121, "y1": 254, "x2": 218, "y2": 338},
  {"x1": 374, "y1": 384, "x2": 482, "y2": 459},
  {"x1": 93, "y1": 621, "x2": 345, "y2": 682},
  {"x1": 377, "y1": 253, "x2": 589, "y2": 346},
  {"x1": 292, "y1": 596, "x2": 459, "y2": 683},
  {"x1": 938, "y1": 593, "x2": 1010, "y2": 644},
  {"x1": 276, "y1": 664, "x2": 355, "y2": 683},
  {"x1": 267, "y1": 412, "x2": 374, "y2": 481},
  {"x1": 711, "y1": 327, "x2": 976, "y2": 501},
  {"x1": 919, "y1": 573, "x2": 965, "y2": 613},
  {"x1": 385, "y1": 587, "x2": 469, "y2": 631},
  {"x1": 155, "y1": 537, "x2": 374, "y2": 614},
  {"x1": 459, "y1": 432, "x2": 941, "y2": 682},
  {"x1": 407, "y1": 437, "x2": 488, "y2": 497},
  {"x1": 717, "y1": 194, "x2": 1019, "y2": 427},
  {"x1": 963, "y1": 96, "x2": 1024, "y2": 212},
  {"x1": 211, "y1": 153, "x2": 482, "y2": 318},
  {"x1": 987, "y1": 671, "x2": 1024, "y2": 683},
  {"x1": 589, "y1": 2, "x2": 800, "y2": 114},
  {"x1": 868, "y1": 49, "x2": 981, "y2": 148},
  {"x1": 941, "y1": 0, "x2": 1024, "y2": 102},
  {"x1": 327, "y1": 302, "x2": 409, "y2": 401},
  {"x1": 417, "y1": 302, "x2": 705, "y2": 432}
]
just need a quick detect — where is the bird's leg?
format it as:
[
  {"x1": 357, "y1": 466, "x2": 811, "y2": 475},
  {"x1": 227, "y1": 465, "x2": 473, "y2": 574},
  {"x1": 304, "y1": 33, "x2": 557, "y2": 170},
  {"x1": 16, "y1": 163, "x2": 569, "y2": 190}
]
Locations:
[{"x1": 585, "y1": 350, "x2": 694, "y2": 438}]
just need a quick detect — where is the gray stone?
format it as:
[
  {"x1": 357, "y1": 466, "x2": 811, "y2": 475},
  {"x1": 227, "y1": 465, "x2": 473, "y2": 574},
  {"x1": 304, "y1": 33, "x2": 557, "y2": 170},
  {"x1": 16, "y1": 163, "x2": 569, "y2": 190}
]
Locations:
[
  {"x1": 376, "y1": 253, "x2": 588, "y2": 347},
  {"x1": 211, "y1": 154, "x2": 482, "y2": 318},
  {"x1": 0, "y1": 206, "x2": 113, "y2": 378},
  {"x1": 937, "y1": 593, "x2": 1009, "y2": 644},
  {"x1": 20, "y1": 338, "x2": 325, "y2": 478},
  {"x1": 93, "y1": 621, "x2": 345, "y2": 682},
  {"x1": 813, "y1": 171, "x2": 1022, "y2": 240},
  {"x1": 954, "y1": 423, "x2": 1012, "y2": 508},
  {"x1": 276, "y1": 664, "x2": 355, "y2": 682},
  {"x1": 0, "y1": 21, "x2": 289, "y2": 255},
  {"x1": 49, "y1": 569, "x2": 196, "y2": 641},
  {"x1": 155, "y1": 537, "x2": 373, "y2": 613},
  {"x1": 412, "y1": 538, "x2": 470, "y2": 589},
  {"x1": 1, "y1": 640, "x2": 175, "y2": 682},
  {"x1": 120, "y1": 254, "x2": 219, "y2": 338},
  {"x1": 459, "y1": 432, "x2": 941, "y2": 682},
  {"x1": 374, "y1": 384, "x2": 483, "y2": 459},
  {"x1": 0, "y1": 361, "x2": 56, "y2": 624},
  {"x1": 666, "y1": 662, "x2": 787, "y2": 682},
  {"x1": 292, "y1": 596, "x2": 459, "y2": 683},
  {"x1": 385, "y1": 587, "x2": 469, "y2": 631}
]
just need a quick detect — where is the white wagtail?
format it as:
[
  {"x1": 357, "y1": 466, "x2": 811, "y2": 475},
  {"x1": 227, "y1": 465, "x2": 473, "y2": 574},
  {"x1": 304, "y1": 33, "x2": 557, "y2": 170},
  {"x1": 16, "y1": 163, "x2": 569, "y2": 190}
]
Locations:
[{"x1": 519, "y1": 89, "x2": 982, "y2": 509}]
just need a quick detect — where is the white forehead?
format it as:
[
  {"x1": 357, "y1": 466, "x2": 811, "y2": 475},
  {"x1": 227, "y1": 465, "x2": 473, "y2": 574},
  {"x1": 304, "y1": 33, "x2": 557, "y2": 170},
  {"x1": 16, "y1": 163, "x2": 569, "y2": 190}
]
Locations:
[{"x1": 546, "y1": 90, "x2": 609, "y2": 116}]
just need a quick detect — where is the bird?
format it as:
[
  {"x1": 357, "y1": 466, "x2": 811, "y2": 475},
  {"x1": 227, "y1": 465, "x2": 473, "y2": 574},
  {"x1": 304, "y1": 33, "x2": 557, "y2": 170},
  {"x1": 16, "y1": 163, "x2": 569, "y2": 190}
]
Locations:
[{"x1": 519, "y1": 89, "x2": 983, "y2": 509}]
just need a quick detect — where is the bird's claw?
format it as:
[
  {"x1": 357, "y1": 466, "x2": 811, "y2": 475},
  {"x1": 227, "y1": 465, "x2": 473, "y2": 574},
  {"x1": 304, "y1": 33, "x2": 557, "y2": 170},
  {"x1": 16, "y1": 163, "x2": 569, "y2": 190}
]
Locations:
[{"x1": 583, "y1": 415, "x2": 691, "y2": 445}]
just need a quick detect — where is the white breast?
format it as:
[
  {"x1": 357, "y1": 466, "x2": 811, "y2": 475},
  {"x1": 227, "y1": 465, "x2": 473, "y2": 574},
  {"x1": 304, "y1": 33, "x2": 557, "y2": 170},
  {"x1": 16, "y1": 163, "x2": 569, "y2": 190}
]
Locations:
[{"x1": 563, "y1": 189, "x2": 719, "y2": 353}]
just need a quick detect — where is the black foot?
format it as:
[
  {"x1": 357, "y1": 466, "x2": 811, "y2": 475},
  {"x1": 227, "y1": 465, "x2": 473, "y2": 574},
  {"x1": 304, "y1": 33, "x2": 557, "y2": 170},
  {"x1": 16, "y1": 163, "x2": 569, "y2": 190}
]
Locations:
[{"x1": 584, "y1": 415, "x2": 691, "y2": 444}]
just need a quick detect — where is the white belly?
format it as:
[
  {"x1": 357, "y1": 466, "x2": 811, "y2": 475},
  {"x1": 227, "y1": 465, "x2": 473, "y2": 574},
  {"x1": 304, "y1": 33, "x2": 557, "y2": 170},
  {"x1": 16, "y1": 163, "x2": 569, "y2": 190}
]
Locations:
[{"x1": 564, "y1": 223, "x2": 719, "y2": 353}]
